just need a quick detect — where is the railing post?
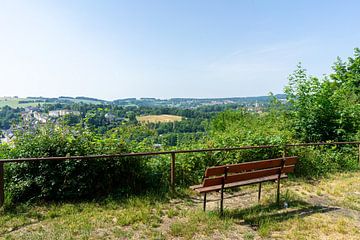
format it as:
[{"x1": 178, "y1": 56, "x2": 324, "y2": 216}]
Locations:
[
  {"x1": 170, "y1": 152, "x2": 176, "y2": 191},
  {"x1": 282, "y1": 145, "x2": 286, "y2": 158},
  {"x1": 277, "y1": 145, "x2": 287, "y2": 205},
  {"x1": 0, "y1": 162, "x2": 4, "y2": 207}
]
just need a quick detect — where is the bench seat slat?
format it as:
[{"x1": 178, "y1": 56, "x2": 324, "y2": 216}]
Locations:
[
  {"x1": 225, "y1": 167, "x2": 279, "y2": 184},
  {"x1": 285, "y1": 157, "x2": 298, "y2": 166},
  {"x1": 225, "y1": 165, "x2": 294, "y2": 185},
  {"x1": 195, "y1": 174, "x2": 288, "y2": 193},
  {"x1": 199, "y1": 165, "x2": 295, "y2": 190},
  {"x1": 227, "y1": 159, "x2": 282, "y2": 173},
  {"x1": 203, "y1": 176, "x2": 223, "y2": 187},
  {"x1": 205, "y1": 156, "x2": 298, "y2": 177}
]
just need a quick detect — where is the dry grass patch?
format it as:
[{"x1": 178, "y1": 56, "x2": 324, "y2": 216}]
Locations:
[
  {"x1": 137, "y1": 114, "x2": 182, "y2": 123},
  {"x1": 288, "y1": 172, "x2": 360, "y2": 211},
  {"x1": 277, "y1": 213, "x2": 360, "y2": 240}
]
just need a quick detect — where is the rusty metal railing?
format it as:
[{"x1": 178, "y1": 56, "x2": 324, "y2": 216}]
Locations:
[{"x1": 0, "y1": 141, "x2": 360, "y2": 206}]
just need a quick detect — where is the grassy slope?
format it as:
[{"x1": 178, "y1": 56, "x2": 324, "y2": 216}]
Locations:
[
  {"x1": 0, "y1": 98, "x2": 40, "y2": 108},
  {"x1": 0, "y1": 97, "x2": 104, "y2": 108},
  {"x1": 1, "y1": 172, "x2": 360, "y2": 240}
]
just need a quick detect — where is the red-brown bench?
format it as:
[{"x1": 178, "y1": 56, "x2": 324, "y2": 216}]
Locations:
[{"x1": 190, "y1": 156, "x2": 299, "y2": 214}]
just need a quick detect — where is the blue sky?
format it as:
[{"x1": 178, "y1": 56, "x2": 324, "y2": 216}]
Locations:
[{"x1": 0, "y1": 0, "x2": 359, "y2": 100}]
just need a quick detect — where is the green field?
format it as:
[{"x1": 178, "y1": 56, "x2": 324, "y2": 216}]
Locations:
[
  {"x1": 0, "y1": 97, "x2": 104, "y2": 108},
  {"x1": 0, "y1": 97, "x2": 40, "y2": 108}
]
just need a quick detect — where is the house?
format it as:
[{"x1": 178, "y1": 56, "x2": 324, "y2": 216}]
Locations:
[
  {"x1": 0, "y1": 129, "x2": 14, "y2": 143},
  {"x1": 49, "y1": 110, "x2": 81, "y2": 117},
  {"x1": 24, "y1": 106, "x2": 40, "y2": 112},
  {"x1": 33, "y1": 112, "x2": 48, "y2": 123},
  {"x1": 105, "y1": 113, "x2": 116, "y2": 122}
]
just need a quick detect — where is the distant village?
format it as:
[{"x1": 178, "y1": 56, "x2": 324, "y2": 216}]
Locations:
[
  {"x1": 0, "y1": 107, "x2": 81, "y2": 143},
  {"x1": 0, "y1": 95, "x2": 285, "y2": 144}
]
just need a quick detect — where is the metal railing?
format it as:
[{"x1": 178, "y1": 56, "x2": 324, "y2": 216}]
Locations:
[{"x1": 1, "y1": 141, "x2": 360, "y2": 207}]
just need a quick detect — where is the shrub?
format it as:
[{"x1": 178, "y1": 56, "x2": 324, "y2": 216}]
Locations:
[
  {"x1": 289, "y1": 146, "x2": 358, "y2": 177},
  {"x1": 2, "y1": 124, "x2": 161, "y2": 203}
]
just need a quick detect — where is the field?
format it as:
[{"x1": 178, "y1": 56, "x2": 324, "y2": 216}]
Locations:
[
  {"x1": 137, "y1": 114, "x2": 183, "y2": 123},
  {"x1": 0, "y1": 97, "x2": 104, "y2": 108},
  {"x1": 0, "y1": 97, "x2": 41, "y2": 108},
  {"x1": 1, "y1": 171, "x2": 360, "y2": 239}
]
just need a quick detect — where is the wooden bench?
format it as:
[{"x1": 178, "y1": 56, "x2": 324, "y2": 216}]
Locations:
[{"x1": 190, "y1": 156, "x2": 299, "y2": 214}]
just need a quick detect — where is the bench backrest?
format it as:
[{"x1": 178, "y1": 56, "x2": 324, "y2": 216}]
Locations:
[{"x1": 202, "y1": 156, "x2": 298, "y2": 187}]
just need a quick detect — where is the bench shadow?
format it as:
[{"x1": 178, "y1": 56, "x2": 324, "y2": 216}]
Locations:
[
  {"x1": 188, "y1": 190, "x2": 252, "y2": 203},
  {"x1": 223, "y1": 200, "x2": 340, "y2": 228}
]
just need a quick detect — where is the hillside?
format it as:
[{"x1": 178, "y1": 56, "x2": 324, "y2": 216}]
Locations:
[
  {"x1": 0, "y1": 94, "x2": 286, "y2": 109},
  {"x1": 0, "y1": 97, "x2": 106, "y2": 108},
  {"x1": 1, "y1": 171, "x2": 359, "y2": 239}
]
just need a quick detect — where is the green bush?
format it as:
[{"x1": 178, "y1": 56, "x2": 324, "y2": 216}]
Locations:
[
  {"x1": 2, "y1": 124, "x2": 163, "y2": 203},
  {"x1": 289, "y1": 146, "x2": 358, "y2": 177}
]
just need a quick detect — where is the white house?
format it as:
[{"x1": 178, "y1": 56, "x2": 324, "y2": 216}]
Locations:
[{"x1": 49, "y1": 110, "x2": 81, "y2": 117}]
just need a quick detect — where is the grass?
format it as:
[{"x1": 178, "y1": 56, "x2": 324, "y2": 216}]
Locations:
[
  {"x1": 1, "y1": 171, "x2": 360, "y2": 239},
  {"x1": 297, "y1": 172, "x2": 360, "y2": 211},
  {"x1": 137, "y1": 114, "x2": 183, "y2": 123},
  {"x1": 0, "y1": 97, "x2": 42, "y2": 108},
  {"x1": 169, "y1": 211, "x2": 233, "y2": 239},
  {"x1": 0, "y1": 97, "x2": 104, "y2": 108}
]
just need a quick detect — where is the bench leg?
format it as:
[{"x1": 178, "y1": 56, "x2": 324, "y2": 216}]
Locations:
[
  {"x1": 220, "y1": 186, "x2": 224, "y2": 215},
  {"x1": 203, "y1": 193, "x2": 207, "y2": 211},
  {"x1": 276, "y1": 179, "x2": 281, "y2": 205},
  {"x1": 258, "y1": 182, "x2": 262, "y2": 202}
]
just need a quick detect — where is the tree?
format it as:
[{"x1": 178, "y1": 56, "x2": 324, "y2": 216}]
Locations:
[
  {"x1": 330, "y1": 48, "x2": 360, "y2": 139},
  {"x1": 285, "y1": 48, "x2": 360, "y2": 142},
  {"x1": 285, "y1": 64, "x2": 340, "y2": 141}
]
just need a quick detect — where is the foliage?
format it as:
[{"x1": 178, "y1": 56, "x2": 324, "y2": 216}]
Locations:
[
  {"x1": 0, "y1": 106, "x2": 21, "y2": 130},
  {"x1": 284, "y1": 64, "x2": 339, "y2": 141},
  {"x1": 168, "y1": 109, "x2": 295, "y2": 186},
  {"x1": 285, "y1": 49, "x2": 360, "y2": 142},
  {"x1": 2, "y1": 124, "x2": 162, "y2": 203},
  {"x1": 330, "y1": 48, "x2": 360, "y2": 140},
  {"x1": 208, "y1": 110, "x2": 292, "y2": 159},
  {"x1": 289, "y1": 146, "x2": 358, "y2": 177}
]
